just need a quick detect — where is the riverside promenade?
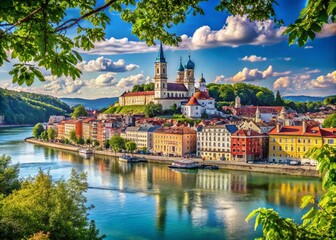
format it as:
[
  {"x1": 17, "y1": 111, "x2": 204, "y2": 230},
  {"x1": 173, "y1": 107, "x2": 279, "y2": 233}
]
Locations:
[{"x1": 25, "y1": 137, "x2": 319, "y2": 177}]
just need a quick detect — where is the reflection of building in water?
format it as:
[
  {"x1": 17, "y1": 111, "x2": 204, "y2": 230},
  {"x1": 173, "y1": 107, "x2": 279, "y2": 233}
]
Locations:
[
  {"x1": 196, "y1": 171, "x2": 247, "y2": 192},
  {"x1": 152, "y1": 165, "x2": 183, "y2": 187},
  {"x1": 155, "y1": 194, "x2": 167, "y2": 232},
  {"x1": 268, "y1": 181, "x2": 322, "y2": 207}
]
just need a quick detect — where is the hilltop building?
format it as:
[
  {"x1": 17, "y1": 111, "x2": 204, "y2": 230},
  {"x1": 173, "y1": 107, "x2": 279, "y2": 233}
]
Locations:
[{"x1": 119, "y1": 44, "x2": 196, "y2": 110}]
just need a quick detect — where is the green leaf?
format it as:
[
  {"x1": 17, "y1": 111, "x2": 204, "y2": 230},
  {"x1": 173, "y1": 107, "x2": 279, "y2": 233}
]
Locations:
[
  {"x1": 72, "y1": 50, "x2": 83, "y2": 62},
  {"x1": 300, "y1": 195, "x2": 314, "y2": 209},
  {"x1": 302, "y1": 207, "x2": 317, "y2": 220}
]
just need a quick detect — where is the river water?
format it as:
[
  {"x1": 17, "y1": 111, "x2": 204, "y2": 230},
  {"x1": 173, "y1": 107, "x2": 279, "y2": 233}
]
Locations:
[{"x1": 0, "y1": 127, "x2": 322, "y2": 240}]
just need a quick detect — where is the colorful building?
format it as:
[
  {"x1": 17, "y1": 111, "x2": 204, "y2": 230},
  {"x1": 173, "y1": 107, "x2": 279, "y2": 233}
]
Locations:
[
  {"x1": 321, "y1": 128, "x2": 336, "y2": 148},
  {"x1": 82, "y1": 117, "x2": 98, "y2": 141},
  {"x1": 231, "y1": 129, "x2": 269, "y2": 162},
  {"x1": 153, "y1": 127, "x2": 196, "y2": 157},
  {"x1": 120, "y1": 125, "x2": 160, "y2": 150},
  {"x1": 196, "y1": 124, "x2": 238, "y2": 161},
  {"x1": 64, "y1": 119, "x2": 82, "y2": 139},
  {"x1": 268, "y1": 122, "x2": 323, "y2": 163},
  {"x1": 57, "y1": 121, "x2": 65, "y2": 140}
]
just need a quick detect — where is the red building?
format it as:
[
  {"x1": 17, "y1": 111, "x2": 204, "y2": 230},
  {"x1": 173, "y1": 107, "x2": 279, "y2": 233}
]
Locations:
[{"x1": 231, "y1": 129, "x2": 268, "y2": 162}]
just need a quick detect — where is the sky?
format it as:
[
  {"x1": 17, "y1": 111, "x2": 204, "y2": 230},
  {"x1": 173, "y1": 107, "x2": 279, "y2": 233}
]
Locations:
[{"x1": 0, "y1": 0, "x2": 335, "y2": 99}]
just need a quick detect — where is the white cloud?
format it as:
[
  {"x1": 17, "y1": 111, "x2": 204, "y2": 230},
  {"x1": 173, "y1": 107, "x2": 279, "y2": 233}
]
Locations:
[
  {"x1": 214, "y1": 75, "x2": 226, "y2": 83},
  {"x1": 240, "y1": 55, "x2": 267, "y2": 62},
  {"x1": 283, "y1": 57, "x2": 291, "y2": 61},
  {"x1": 43, "y1": 76, "x2": 86, "y2": 94},
  {"x1": 230, "y1": 65, "x2": 273, "y2": 82},
  {"x1": 304, "y1": 45, "x2": 313, "y2": 49},
  {"x1": 76, "y1": 57, "x2": 138, "y2": 72},
  {"x1": 87, "y1": 72, "x2": 118, "y2": 87},
  {"x1": 80, "y1": 16, "x2": 286, "y2": 55},
  {"x1": 317, "y1": 23, "x2": 336, "y2": 38},
  {"x1": 273, "y1": 71, "x2": 336, "y2": 92},
  {"x1": 273, "y1": 71, "x2": 292, "y2": 77},
  {"x1": 116, "y1": 74, "x2": 152, "y2": 88},
  {"x1": 306, "y1": 68, "x2": 321, "y2": 74}
]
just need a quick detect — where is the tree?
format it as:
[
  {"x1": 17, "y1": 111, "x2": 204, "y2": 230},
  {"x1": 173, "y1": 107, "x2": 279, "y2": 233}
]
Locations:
[
  {"x1": 103, "y1": 140, "x2": 110, "y2": 150},
  {"x1": 125, "y1": 141, "x2": 137, "y2": 153},
  {"x1": 0, "y1": 155, "x2": 21, "y2": 196},
  {"x1": 110, "y1": 136, "x2": 125, "y2": 153},
  {"x1": 40, "y1": 131, "x2": 48, "y2": 141},
  {"x1": 0, "y1": 169, "x2": 105, "y2": 240},
  {"x1": 71, "y1": 105, "x2": 88, "y2": 119},
  {"x1": 246, "y1": 145, "x2": 336, "y2": 239},
  {"x1": 275, "y1": 90, "x2": 285, "y2": 106},
  {"x1": 324, "y1": 96, "x2": 336, "y2": 105},
  {"x1": 145, "y1": 102, "x2": 163, "y2": 117},
  {"x1": 47, "y1": 128, "x2": 57, "y2": 141},
  {"x1": 64, "y1": 138, "x2": 70, "y2": 145},
  {"x1": 86, "y1": 138, "x2": 92, "y2": 145},
  {"x1": 323, "y1": 113, "x2": 336, "y2": 128},
  {"x1": 77, "y1": 137, "x2": 85, "y2": 145},
  {"x1": 69, "y1": 130, "x2": 77, "y2": 143},
  {"x1": 93, "y1": 140, "x2": 100, "y2": 148},
  {"x1": 169, "y1": 104, "x2": 179, "y2": 114},
  {"x1": 32, "y1": 123, "x2": 44, "y2": 139},
  {"x1": 2, "y1": 1, "x2": 333, "y2": 86}
]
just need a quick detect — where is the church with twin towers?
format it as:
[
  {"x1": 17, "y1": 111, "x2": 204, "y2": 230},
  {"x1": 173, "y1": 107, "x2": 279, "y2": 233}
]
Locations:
[{"x1": 119, "y1": 43, "x2": 218, "y2": 117}]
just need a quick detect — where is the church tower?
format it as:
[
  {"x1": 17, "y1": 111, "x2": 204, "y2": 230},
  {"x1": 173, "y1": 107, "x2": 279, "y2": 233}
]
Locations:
[
  {"x1": 183, "y1": 54, "x2": 195, "y2": 97},
  {"x1": 154, "y1": 43, "x2": 168, "y2": 99},
  {"x1": 235, "y1": 96, "x2": 241, "y2": 108},
  {"x1": 255, "y1": 106, "x2": 261, "y2": 122},
  {"x1": 176, "y1": 57, "x2": 184, "y2": 83},
  {"x1": 198, "y1": 74, "x2": 207, "y2": 92}
]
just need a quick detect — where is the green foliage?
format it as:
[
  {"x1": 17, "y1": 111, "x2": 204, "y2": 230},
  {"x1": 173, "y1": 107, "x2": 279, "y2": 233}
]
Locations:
[
  {"x1": 93, "y1": 140, "x2": 100, "y2": 147},
  {"x1": 86, "y1": 138, "x2": 92, "y2": 145},
  {"x1": 71, "y1": 105, "x2": 88, "y2": 119},
  {"x1": 0, "y1": 155, "x2": 21, "y2": 196},
  {"x1": 103, "y1": 140, "x2": 110, "y2": 149},
  {"x1": 64, "y1": 138, "x2": 70, "y2": 145},
  {"x1": 131, "y1": 83, "x2": 155, "y2": 92},
  {"x1": 69, "y1": 130, "x2": 77, "y2": 143},
  {"x1": 32, "y1": 123, "x2": 44, "y2": 138},
  {"x1": 207, "y1": 83, "x2": 275, "y2": 106},
  {"x1": 0, "y1": 88, "x2": 70, "y2": 124},
  {"x1": 246, "y1": 145, "x2": 336, "y2": 239},
  {"x1": 47, "y1": 128, "x2": 57, "y2": 140},
  {"x1": 324, "y1": 96, "x2": 336, "y2": 105},
  {"x1": 323, "y1": 113, "x2": 336, "y2": 128},
  {"x1": 0, "y1": 169, "x2": 105, "y2": 240},
  {"x1": 125, "y1": 141, "x2": 137, "y2": 153},
  {"x1": 104, "y1": 105, "x2": 147, "y2": 115},
  {"x1": 40, "y1": 131, "x2": 48, "y2": 141},
  {"x1": 77, "y1": 137, "x2": 85, "y2": 145},
  {"x1": 275, "y1": 90, "x2": 285, "y2": 106},
  {"x1": 144, "y1": 102, "x2": 163, "y2": 117},
  {"x1": 284, "y1": 0, "x2": 336, "y2": 46},
  {"x1": 110, "y1": 136, "x2": 125, "y2": 153}
]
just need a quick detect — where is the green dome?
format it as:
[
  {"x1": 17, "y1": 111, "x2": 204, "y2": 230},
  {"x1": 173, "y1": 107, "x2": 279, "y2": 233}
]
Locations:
[
  {"x1": 185, "y1": 55, "x2": 195, "y2": 70},
  {"x1": 177, "y1": 57, "x2": 184, "y2": 71}
]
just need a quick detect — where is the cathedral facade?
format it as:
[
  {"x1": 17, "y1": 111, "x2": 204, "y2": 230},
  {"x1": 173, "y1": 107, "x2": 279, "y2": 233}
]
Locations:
[{"x1": 119, "y1": 44, "x2": 196, "y2": 110}]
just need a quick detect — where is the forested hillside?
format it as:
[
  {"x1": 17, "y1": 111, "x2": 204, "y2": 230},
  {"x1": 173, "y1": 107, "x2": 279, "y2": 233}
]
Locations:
[{"x1": 0, "y1": 88, "x2": 71, "y2": 124}]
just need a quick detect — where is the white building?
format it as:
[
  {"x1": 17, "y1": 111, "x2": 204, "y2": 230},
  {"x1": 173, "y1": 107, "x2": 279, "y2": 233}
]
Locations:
[
  {"x1": 197, "y1": 124, "x2": 238, "y2": 161},
  {"x1": 120, "y1": 125, "x2": 159, "y2": 150},
  {"x1": 181, "y1": 75, "x2": 220, "y2": 118}
]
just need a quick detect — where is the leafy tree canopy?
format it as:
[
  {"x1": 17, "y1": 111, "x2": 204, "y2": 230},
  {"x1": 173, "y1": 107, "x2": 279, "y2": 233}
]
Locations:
[
  {"x1": 0, "y1": 155, "x2": 21, "y2": 196},
  {"x1": 71, "y1": 105, "x2": 88, "y2": 119},
  {"x1": 69, "y1": 129, "x2": 77, "y2": 142},
  {"x1": 125, "y1": 141, "x2": 137, "y2": 153},
  {"x1": 110, "y1": 136, "x2": 125, "y2": 152},
  {"x1": 324, "y1": 95, "x2": 336, "y2": 105},
  {"x1": 1, "y1": 0, "x2": 334, "y2": 86},
  {"x1": 323, "y1": 113, "x2": 336, "y2": 128},
  {"x1": 0, "y1": 169, "x2": 105, "y2": 240},
  {"x1": 246, "y1": 145, "x2": 336, "y2": 239},
  {"x1": 47, "y1": 128, "x2": 57, "y2": 140},
  {"x1": 145, "y1": 102, "x2": 163, "y2": 117},
  {"x1": 32, "y1": 123, "x2": 45, "y2": 138},
  {"x1": 131, "y1": 83, "x2": 155, "y2": 92}
]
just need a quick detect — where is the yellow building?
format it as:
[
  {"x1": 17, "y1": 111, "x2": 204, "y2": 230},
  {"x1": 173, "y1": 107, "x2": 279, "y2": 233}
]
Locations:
[
  {"x1": 119, "y1": 91, "x2": 155, "y2": 106},
  {"x1": 269, "y1": 122, "x2": 323, "y2": 163},
  {"x1": 153, "y1": 127, "x2": 196, "y2": 157},
  {"x1": 321, "y1": 128, "x2": 336, "y2": 148}
]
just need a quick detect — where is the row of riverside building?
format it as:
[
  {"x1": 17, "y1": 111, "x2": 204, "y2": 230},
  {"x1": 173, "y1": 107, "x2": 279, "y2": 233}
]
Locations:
[{"x1": 48, "y1": 114, "x2": 336, "y2": 164}]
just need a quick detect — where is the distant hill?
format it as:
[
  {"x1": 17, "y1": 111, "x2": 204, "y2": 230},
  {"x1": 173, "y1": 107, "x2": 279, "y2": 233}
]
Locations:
[
  {"x1": 60, "y1": 97, "x2": 118, "y2": 109},
  {"x1": 0, "y1": 88, "x2": 71, "y2": 124},
  {"x1": 283, "y1": 95, "x2": 327, "y2": 102}
]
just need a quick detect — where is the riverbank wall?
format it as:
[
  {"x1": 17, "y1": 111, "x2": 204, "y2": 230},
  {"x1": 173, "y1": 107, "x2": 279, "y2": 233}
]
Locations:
[{"x1": 25, "y1": 138, "x2": 319, "y2": 177}]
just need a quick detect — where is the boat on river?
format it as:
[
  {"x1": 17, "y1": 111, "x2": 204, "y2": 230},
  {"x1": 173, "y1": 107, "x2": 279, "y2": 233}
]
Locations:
[
  {"x1": 78, "y1": 148, "x2": 93, "y2": 156},
  {"x1": 168, "y1": 160, "x2": 200, "y2": 169},
  {"x1": 119, "y1": 155, "x2": 144, "y2": 163}
]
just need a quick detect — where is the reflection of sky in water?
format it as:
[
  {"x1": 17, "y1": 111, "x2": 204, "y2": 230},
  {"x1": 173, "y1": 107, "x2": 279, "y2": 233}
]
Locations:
[{"x1": 0, "y1": 127, "x2": 323, "y2": 240}]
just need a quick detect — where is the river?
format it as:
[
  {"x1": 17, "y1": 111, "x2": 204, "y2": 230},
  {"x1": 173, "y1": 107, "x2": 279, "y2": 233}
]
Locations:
[{"x1": 0, "y1": 127, "x2": 322, "y2": 240}]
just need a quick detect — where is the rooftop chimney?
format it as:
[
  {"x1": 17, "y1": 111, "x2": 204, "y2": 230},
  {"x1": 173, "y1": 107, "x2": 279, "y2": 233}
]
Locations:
[{"x1": 302, "y1": 120, "x2": 307, "y2": 134}]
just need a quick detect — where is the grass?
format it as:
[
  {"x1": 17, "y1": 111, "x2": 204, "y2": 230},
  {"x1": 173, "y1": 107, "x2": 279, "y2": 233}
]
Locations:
[{"x1": 104, "y1": 105, "x2": 147, "y2": 114}]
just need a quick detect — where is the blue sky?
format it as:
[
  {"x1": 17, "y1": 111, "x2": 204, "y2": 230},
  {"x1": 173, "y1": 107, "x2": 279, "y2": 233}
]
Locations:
[{"x1": 0, "y1": 0, "x2": 335, "y2": 99}]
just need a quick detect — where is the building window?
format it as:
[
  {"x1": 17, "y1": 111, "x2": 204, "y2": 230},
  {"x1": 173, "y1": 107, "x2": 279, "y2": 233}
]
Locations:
[{"x1": 157, "y1": 68, "x2": 159, "y2": 74}]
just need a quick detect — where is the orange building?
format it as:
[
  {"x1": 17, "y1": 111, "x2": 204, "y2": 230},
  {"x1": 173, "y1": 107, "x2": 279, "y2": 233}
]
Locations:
[
  {"x1": 153, "y1": 127, "x2": 196, "y2": 157},
  {"x1": 57, "y1": 121, "x2": 65, "y2": 140},
  {"x1": 64, "y1": 119, "x2": 82, "y2": 139}
]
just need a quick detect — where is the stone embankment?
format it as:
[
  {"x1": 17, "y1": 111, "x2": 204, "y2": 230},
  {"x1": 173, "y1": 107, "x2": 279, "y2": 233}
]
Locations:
[{"x1": 25, "y1": 137, "x2": 319, "y2": 177}]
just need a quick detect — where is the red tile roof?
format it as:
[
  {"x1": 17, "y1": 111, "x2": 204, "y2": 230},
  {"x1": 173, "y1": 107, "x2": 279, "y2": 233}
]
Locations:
[
  {"x1": 121, "y1": 91, "x2": 154, "y2": 97},
  {"x1": 193, "y1": 91, "x2": 213, "y2": 100},
  {"x1": 167, "y1": 83, "x2": 188, "y2": 91},
  {"x1": 81, "y1": 117, "x2": 97, "y2": 123},
  {"x1": 228, "y1": 106, "x2": 284, "y2": 117},
  {"x1": 186, "y1": 96, "x2": 200, "y2": 106},
  {"x1": 321, "y1": 128, "x2": 336, "y2": 138},
  {"x1": 269, "y1": 126, "x2": 322, "y2": 136},
  {"x1": 232, "y1": 129, "x2": 265, "y2": 137}
]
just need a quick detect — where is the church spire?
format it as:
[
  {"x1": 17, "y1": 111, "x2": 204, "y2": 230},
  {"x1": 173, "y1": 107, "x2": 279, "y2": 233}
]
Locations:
[{"x1": 156, "y1": 42, "x2": 166, "y2": 63}]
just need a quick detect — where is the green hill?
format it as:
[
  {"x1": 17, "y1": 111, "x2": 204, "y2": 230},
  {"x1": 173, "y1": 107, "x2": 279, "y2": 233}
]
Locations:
[
  {"x1": 0, "y1": 88, "x2": 71, "y2": 124},
  {"x1": 104, "y1": 105, "x2": 146, "y2": 114}
]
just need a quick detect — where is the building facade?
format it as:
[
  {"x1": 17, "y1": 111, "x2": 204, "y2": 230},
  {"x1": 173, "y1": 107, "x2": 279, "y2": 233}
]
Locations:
[
  {"x1": 153, "y1": 127, "x2": 196, "y2": 157},
  {"x1": 231, "y1": 129, "x2": 269, "y2": 162},
  {"x1": 64, "y1": 120, "x2": 82, "y2": 139},
  {"x1": 121, "y1": 125, "x2": 159, "y2": 150},
  {"x1": 197, "y1": 124, "x2": 238, "y2": 161}
]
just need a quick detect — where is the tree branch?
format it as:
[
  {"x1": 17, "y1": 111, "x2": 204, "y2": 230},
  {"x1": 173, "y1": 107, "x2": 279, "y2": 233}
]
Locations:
[{"x1": 54, "y1": 0, "x2": 117, "y2": 32}]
